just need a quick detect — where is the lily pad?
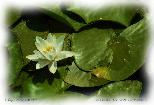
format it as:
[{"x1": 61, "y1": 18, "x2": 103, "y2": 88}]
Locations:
[
  {"x1": 6, "y1": 8, "x2": 21, "y2": 26},
  {"x1": 92, "y1": 19, "x2": 149, "y2": 81},
  {"x1": 72, "y1": 28, "x2": 115, "y2": 71},
  {"x1": 22, "y1": 77, "x2": 70, "y2": 99},
  {"x1": 67, "y1": 5, "x2": 137, "y2": 26},
  {"x1": 64, "y1": 62, "x2": 109, "y2": 87},
  {"x1": 16, "y1": 67, "x2": 70, "y2": 99},
  {"x1": 96, "y1": 80, "x2": 142, "y2": 98},
  {"x1": 7, "y1": 34, "x2": 23, "y2": 85},
  {"x1": 40, "y1": 5, "x2": 86, "y2": 31},
  {"x1": 50, "y1": 91, "x2": 87, "y2": 100}
]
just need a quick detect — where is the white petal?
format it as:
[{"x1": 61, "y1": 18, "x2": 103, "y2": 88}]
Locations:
[
  {"x1": 33, "y1": 50, "x2": 45, "y2": 59},
  {"x1": 55, "y1": 51, "x2": 75, "y2": 61},
  {"x1": 48, "y1": 61, "x2": 57, "y2": 74},
  {"x1": 35, "y1": 36, "x2": 48, "y2": 49},
  {"x1": 56, "y1": 35, "x2": 65, "y2": 52},
  {"x1": 36, "y1": 60, "x2": 50, "y2": 69},
  {"x1": 35, "y1": 36, "x2": 54, "y2": 60},
  {"x1": 26, "y1": 50, "x2": 46, "y2": 61},
  {"x1": 35, "y1": 36, "x2": 51, "y2": 52},
  {"x1": 26, "y1": 54, "x2": 38, "y2": 61},
  {"x1": 47, "y1": 33, "x2": 57, "y2": 48}
]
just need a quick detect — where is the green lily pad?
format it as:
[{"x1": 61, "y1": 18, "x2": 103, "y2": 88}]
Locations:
[
  {"x1": 67, "y1": 5, "x2": 137, "y2": 26},
  {"x1": 22, "y1": 77, "x2": 70, "y2": 99},
  {"x1": 6, "y1": 8, "x2": 21, "y2": 26},
  {"x1": 10, "y1": 59, "x2": 71, "y2": 99},
  {"x1": 72, "y1": 28, "x2": 115, "y2": 71},
  {"x1": 7, "y1": 34, "x2": 23, "y2": 85},
  {"x1": 64, "y1": 62, "x2": 109, "y2": 87},
  {"x1": 14, "y1": 67, "x2": 70, "y2": 99},
  {"x1": 92, "y1": 19, "x2": 149, "y2": 81},
  {"x1": 96, "y1": 80, "x2": 142, "y2": 98},
  {"x1": 40, "y1": 5, "x2": 86, "y2": 31},
  {"x1": 50, "y1": 91, "x2": 87, "y2": 100}
]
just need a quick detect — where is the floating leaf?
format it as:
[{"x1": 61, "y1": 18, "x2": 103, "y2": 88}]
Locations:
[
  {"x1": 72, "y1": 28, "x2": 115, "y2": 71},
  {"x1": 64, "y1": 62, "x2": 109, "y2": 87},
  {"x1": 9, "y1": 59, "x2": 71, "y2": 99},
  {"x1": 22, "y1": 77, "x2": 70, "y2": 99},
  {"x1": 6, "y1": 8, "x2": 21, "y2": 26},
  {"x1": 92, "y1": 19, "x2": 149, "y2": 81},
  {"x1": 7, "y1": 34, "x2": 23, "y2": 85},
  {"x1": 15, "y1": 67, "x2": 70, "y2": 99},
  {"x1": 40, "y1": 5, "x2": 86, "y2": 31},
  {"x1": 96, "y1": 80, "x2": 142, "y2": 98},
  {"x1": 67, "y1": 5, "x2": 137, "y2": 26},
  {"x1": 50, "y1": 91, "x2": 87, "y2": 100}
]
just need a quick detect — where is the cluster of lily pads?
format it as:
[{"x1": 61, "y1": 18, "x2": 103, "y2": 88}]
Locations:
[{"x1": 7, "y1": 4, "x2": 148, "y2": 99}]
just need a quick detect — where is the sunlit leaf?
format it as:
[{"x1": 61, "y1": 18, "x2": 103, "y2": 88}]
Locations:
[
  {"x1": 7, "y1": 34, "x2": 23, "y2": 85},
  {"x1": 96, "y1": 80, "x2": 142, "y2": 98},
  {"x1": 64, "y1": 62, "x2": 109, "y2": 87},
  {"x1": 17, "y1": 68, "x2": 70, "y2": 99},
  {"x1": 67, "y1": 5, "x2": 137, "y2": 26},
  {"x1": 6, "y1": 8, "x2": 21, "y2": 26},
  {"x1": 72, "y1": 28, "x2": 115, "y2": 71},
  {"x1": 92, "y1": 19, "x2": 149, "y2": 81}
]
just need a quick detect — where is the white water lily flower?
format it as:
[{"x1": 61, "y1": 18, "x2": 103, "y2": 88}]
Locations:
[{"x1": 26, "y1": 33, "x2": 75, "y2": 74}]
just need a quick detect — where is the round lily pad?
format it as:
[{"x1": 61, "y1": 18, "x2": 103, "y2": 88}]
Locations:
[
  {"x1": 92, "y1": 19, "x2": 149, "y2": 81},
  {"x1": 72, "y1": 28, "x2": 115, "y2": 71},
  {"x1": 67, "y1": 5, "x2": 137, "y2": 26},
  {"x1": 96, "y1": 80, "x2": 142, "y2": 98}
]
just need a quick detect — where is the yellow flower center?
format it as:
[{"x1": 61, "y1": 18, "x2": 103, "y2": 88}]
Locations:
[{"x1": 43, "y1": 46, "x2": 53, "y2": 53}]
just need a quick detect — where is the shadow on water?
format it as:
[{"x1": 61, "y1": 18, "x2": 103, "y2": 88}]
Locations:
[
  {"x1": 22, "y1": 9, "x2": 74, "y2": 33},
  {"x1": 77, "y1": 20, "x2": 126, "y2": 32},
  {"x1": 61, "y1": 5, "x2": 86, "y2": 24},
  {"x1": 20, "y1": 61, "x2": 60, "y2": 85},
  {"x1": 22, "y1": 10, "x2": 50, "y2": 32}
]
